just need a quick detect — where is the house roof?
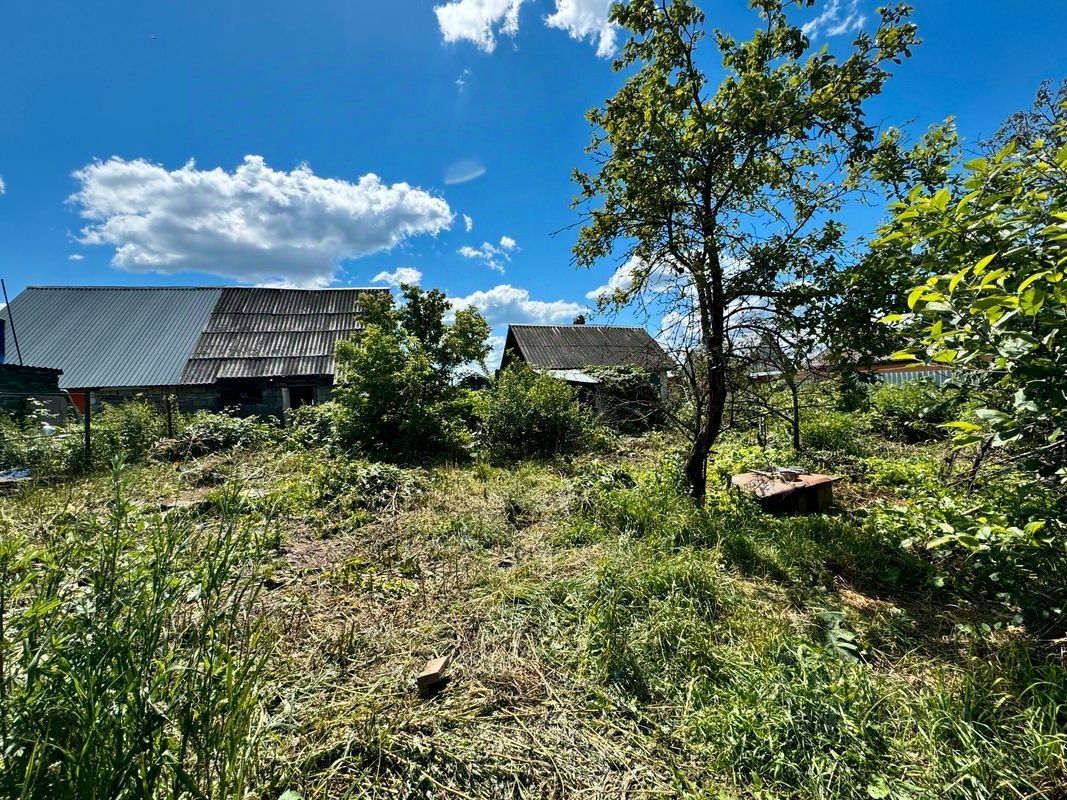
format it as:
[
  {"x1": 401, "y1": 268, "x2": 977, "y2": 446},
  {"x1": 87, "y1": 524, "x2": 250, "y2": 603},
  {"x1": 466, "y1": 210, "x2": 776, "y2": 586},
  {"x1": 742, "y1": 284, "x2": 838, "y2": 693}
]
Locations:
[
  {"x1": 3, "y1": 286, "x2": 385, "y2": 390},
  {"x1": 501, "y1": 324, "x2": 674, "y2": 372},
  {"x1": 180, "y1": 287, "x2": 379, "y2": 384},
  {"x1": 2, "y1": 286, "x2": 223, "y2": 389}
]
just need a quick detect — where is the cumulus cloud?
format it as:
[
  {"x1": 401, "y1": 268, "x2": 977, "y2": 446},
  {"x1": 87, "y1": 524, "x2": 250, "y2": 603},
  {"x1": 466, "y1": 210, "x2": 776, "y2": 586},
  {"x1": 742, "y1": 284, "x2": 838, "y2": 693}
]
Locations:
[
  {"x1": 68, "y1": 253, "x2": 85, "y2": 261},
  {"x1": 451, "y1": 283, "x2": 585, "y2": 326},
  {"x1": 457, "y1": 235, "x2": 518, "y2": 273},
  {"x1": 372, "y1": 266, "x2": 423, "y2": 287},
  {"x1": 463, "y1": 214, "x2": 474, "y2": 232},
  {"x1": 68, "y1": 155, "x2": 453, "y2": 288},
  {"x1": 545, "y1": 0, "x2": 619, "y2": 58},
  {"x1": 434, "y1": 0, "x2": 618, "y2": 57},
  {"x1": 802, "y1": 0, "x2": 865, "y2": 38},
  {"x1": 0, "y1": 175, "x2": 5, "y2": 194},
  {"x1": 434, "y1": 0, "x2": 525, "y2": 53}
]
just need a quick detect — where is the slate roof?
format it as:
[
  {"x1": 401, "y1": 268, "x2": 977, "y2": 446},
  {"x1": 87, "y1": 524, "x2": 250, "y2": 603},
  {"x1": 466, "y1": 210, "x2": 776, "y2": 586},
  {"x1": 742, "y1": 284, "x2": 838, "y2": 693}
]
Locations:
[
  {"x1": 180, "y1": 287, "x2": 383, "y2": 384},
  {"x1": 3, "y1": 286, "x2": 385, "y2": 390},
  {"x1": 501, "y1": 324, "x2": 674, "y2": 373},
  {"x1": 2, "y1": 287, "x2": 223, "y2": 389}
]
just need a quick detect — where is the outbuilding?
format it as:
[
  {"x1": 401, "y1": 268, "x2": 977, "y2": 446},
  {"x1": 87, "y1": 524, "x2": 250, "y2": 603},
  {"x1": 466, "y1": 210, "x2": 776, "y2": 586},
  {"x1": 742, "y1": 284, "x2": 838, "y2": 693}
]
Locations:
[{"x1": 1, "y1": 285, "x2": 386, "y2": 416}]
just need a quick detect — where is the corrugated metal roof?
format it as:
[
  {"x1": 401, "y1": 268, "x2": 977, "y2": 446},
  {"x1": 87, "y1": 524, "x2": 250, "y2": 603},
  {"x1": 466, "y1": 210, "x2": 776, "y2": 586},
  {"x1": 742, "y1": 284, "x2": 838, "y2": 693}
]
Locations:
[
  {"x1": 2, "y1": 286, "x2": 223, "y2": 389},
  {"x1": 181, "y1": 287, "x2": 384, "y2": 384},
  {"x1": 502, "y1": 325, "x2": 675, "y2": 372}
]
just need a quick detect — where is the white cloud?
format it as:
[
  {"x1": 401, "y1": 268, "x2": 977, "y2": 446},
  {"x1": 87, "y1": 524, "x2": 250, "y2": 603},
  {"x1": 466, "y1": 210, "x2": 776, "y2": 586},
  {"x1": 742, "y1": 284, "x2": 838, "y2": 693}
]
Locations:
[
  {"x1": 451, "y1": 283, "x2": 585, "y2": 326},
  {"x1": 456, "y1": 68, "x2": 472, "y2": 91},
  {"x1": 434, "y1": 0, "x2": 618, "y2": 57},
  {"x1": 434, "y1": 0, "x2": 525, "y2": 53},
  {"x1": 0, "y1": 175, "x2": 5, "y2": 194},
  {"x1": 372, "y1": 266, "x2": 423, "y2": 287},
  {"x1": 463, "y1": 214, "x2": 474, "y2": 232},
  {"x1": 484, "y1": 333, "x2": 508, "y2": 372},
  {"x1": 586, "y1": 255, "x2": 681, "y2": 301},
  {"x1": 545, "y1": 0, "x2": 619, "y2": 58},
  {"x1": 802, "y1": 0, "x2": 865, "y2": 38},
  {"x1": 68, "y1": 155, "x2": 453, "y2": 288},
  {"x1": 444, "y1": 158, "x2": 487, "y2": 185},
  {"x1": 68, "y1": 253, "x2": 85, "y2": 261},
  {"x1": 457, "y1": 235, "x2": 518, "y2": 273}
]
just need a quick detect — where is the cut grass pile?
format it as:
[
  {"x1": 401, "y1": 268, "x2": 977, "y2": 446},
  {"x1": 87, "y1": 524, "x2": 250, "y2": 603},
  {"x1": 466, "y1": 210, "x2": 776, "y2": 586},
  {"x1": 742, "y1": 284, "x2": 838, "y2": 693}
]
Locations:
[{"x1": 1, "y1": 437, "x2": 1064, "y2": 799}]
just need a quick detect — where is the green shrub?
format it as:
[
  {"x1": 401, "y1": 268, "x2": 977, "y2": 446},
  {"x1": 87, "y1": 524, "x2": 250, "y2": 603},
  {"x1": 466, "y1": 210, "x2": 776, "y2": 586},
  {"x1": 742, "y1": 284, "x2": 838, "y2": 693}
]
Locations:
[
  {"x1": 870, "y1": 379, "x2": 961, "y2": 442},
  {"x1": 481, "y1": 364, "x2": 593, "y2": 459},
  {"x1": 0, "y1": 406, "x2": 84, "y2": 475},
  {"x1": 286, "y1": 400, "x2": 346, "y2": 453},
  {"x1": 334, "y1": 326, "x2": 471, "y2": 459},
  {"x1": 584, "y1": 365, "x2": 666, "y2": 433},
  {"x1": 167, "y1": 408, "x2": 276, "y2": 458},
  {"x1": 93, "y1": 399, "x2": 167, "y2": 465},
  {"x1": 309, "y1": 459, "x2": 423, "y2": 513}
]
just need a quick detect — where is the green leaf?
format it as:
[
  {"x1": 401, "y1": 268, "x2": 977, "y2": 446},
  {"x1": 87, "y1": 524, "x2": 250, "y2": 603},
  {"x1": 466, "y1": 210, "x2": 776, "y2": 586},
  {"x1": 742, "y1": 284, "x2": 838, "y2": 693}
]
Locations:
[
  {"x1": 867, "y1": 778, "x2": 892, "y2": 799},
  {"x1": 972, "y1": 252, "x2": 997, "y2": 275},
  {"x1": 889, "y1": 350, "x2": 919, "y2": 362}
]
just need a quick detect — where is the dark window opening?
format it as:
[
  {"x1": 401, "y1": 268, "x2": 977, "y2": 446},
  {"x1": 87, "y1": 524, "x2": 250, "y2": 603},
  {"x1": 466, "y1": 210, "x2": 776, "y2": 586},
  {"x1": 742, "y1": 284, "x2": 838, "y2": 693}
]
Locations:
[{"x1": 289, "y1": 385, "x2": 315, "y2": 408}]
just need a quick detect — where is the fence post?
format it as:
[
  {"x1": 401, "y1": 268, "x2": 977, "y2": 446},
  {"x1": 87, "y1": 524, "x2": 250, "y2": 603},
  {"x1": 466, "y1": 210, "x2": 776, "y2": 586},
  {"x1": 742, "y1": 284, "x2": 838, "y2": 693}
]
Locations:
[
  {"x1": 165, "y1": 393, "x2": 174, "y2": 438},
  {"x1": 84, "y1": 390, "x2": 92, "y2": 469}
]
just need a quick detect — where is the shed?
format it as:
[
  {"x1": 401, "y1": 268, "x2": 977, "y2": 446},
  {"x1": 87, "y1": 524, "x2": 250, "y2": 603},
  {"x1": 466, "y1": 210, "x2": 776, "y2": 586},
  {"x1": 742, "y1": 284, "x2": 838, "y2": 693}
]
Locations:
[
  {"x1": 500, "y1": 324, "x2": 674, "y2": 384},
  {"x1": 1, "y1": 285, "x2": 386, "y2": 416}
]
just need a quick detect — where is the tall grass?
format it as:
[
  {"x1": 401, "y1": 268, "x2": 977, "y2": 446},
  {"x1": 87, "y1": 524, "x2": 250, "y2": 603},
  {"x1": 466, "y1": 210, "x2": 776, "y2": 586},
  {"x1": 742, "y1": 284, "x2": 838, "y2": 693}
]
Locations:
[
  {"x1": 0, "y1": 463, "x2": 272, "y2": 799},
  {"x1": 558, "y1": 460, "x2": 1067, "y2": 798}
]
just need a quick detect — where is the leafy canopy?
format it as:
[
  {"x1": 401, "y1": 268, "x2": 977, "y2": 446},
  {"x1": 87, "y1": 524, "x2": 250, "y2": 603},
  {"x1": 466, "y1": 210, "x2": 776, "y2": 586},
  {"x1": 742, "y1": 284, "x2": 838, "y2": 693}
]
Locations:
[
  {"x1": 334, "y1": 285, "x2": 490, "y2": 458},
  {"x1": 881, "y1": 101, "x2": 1067, "y2": 480},
  {"x1": 572, "y1": 0, "x2": 917, "y2": 498}
]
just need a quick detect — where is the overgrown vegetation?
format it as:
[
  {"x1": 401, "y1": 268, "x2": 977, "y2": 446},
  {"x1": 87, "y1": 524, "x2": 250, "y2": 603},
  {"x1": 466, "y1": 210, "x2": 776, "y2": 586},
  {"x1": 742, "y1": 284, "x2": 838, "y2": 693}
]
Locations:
[
  {"x1": 2, "y1": 6, "x2": 1065, "y2": 800},
  {"x1": 1, "y1": 374, "x2": 1064, "y2": 798}
]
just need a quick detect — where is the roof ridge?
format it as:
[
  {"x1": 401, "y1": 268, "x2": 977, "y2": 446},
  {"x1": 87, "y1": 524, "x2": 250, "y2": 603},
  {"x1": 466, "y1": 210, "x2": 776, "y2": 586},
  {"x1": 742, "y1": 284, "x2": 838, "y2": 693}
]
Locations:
[
  {"x1": 508, "y1": 323, "x2": 647, "y2": 329},
  {"x1": 26, "y1": 285, "x2": 387, "y2": 291}
]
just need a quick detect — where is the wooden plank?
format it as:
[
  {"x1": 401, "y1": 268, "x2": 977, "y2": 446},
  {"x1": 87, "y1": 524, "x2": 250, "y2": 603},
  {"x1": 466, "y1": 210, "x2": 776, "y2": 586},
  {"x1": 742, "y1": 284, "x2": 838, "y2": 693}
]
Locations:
[{"x1": 417, "y1": 655, "x2": 451, "y2": 697}]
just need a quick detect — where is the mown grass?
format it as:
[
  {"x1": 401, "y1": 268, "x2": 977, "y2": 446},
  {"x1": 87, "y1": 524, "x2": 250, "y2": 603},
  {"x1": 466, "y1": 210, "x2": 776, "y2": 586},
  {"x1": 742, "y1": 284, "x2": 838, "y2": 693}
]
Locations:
[{"x1": 0, "y1": 430, "x2": 1064, "y2": 799}]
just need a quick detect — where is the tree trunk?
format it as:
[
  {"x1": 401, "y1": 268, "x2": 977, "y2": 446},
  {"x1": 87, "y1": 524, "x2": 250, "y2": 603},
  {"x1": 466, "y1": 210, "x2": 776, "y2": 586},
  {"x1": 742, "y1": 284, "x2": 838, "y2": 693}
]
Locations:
[
  {"x1": 683, "y1": 351, "x2": 727, "y2": 505},
  {"x1": 790, "y1": 383, "x2": 801, "y2": 452}
]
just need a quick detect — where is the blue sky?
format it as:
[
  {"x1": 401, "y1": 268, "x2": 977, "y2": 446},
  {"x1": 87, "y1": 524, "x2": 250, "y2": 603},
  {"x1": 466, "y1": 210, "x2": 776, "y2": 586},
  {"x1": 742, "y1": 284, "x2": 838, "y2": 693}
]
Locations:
[{"x1": 1, "y1": 0, "x2": 1065, "y2": 356}]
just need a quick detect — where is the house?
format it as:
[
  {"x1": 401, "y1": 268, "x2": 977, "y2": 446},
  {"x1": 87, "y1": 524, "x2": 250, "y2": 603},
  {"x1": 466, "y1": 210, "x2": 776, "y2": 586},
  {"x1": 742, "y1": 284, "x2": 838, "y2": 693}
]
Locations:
[
  {"x1": 1, "y1": 286, "x2": 386, "y2": 416},
  {"x1": 499, "y1": 323, "x2": 674, "y2": 394},
  {"x1": 0, "y1": 318, "x2": 66, "y2": 420}
]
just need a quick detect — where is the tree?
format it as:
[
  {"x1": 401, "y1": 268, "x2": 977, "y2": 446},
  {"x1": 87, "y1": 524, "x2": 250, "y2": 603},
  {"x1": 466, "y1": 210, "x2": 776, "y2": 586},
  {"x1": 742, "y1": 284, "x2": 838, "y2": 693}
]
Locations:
[
  {"x1": 573, "y1": 0, "x2": 917, "y2": 501},
  {"x1": 333, "y1": 285, "x2": 490, "y2": 458},
  {"x1": 881, "y1": 94, "x2": 1067, "y2": 485}
]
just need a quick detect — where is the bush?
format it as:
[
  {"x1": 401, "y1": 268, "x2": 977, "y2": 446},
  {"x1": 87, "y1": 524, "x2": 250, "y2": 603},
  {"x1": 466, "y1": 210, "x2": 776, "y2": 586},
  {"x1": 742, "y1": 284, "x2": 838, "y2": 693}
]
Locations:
[
  {"x1": 286, "y1": 401, "x2": 346, "y2": 453},
  {"x1": 165, "y1": 408, "x2": 276, "y2": 459},
  {"x1": 334, "y1": 326, "x2": 471, "y2": 459},
  {"x1": 92, "y1": 399, "x2": 168, "y2": 465},
  {"x1": 309, "y1": 458, "x2": 423, "y2": 513},
  {"x1": 481, "y1": 364, "x2": 594, "y2": 459},
  {"x1": 585, "y1": 366, "x2": 665, "y2": 434},
  {"x1": 870, "y1": 379, "x2": 961, "y2": 442},
  {"x1": 0, "y1": 406, "x2": 84, "y2": 475}
]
